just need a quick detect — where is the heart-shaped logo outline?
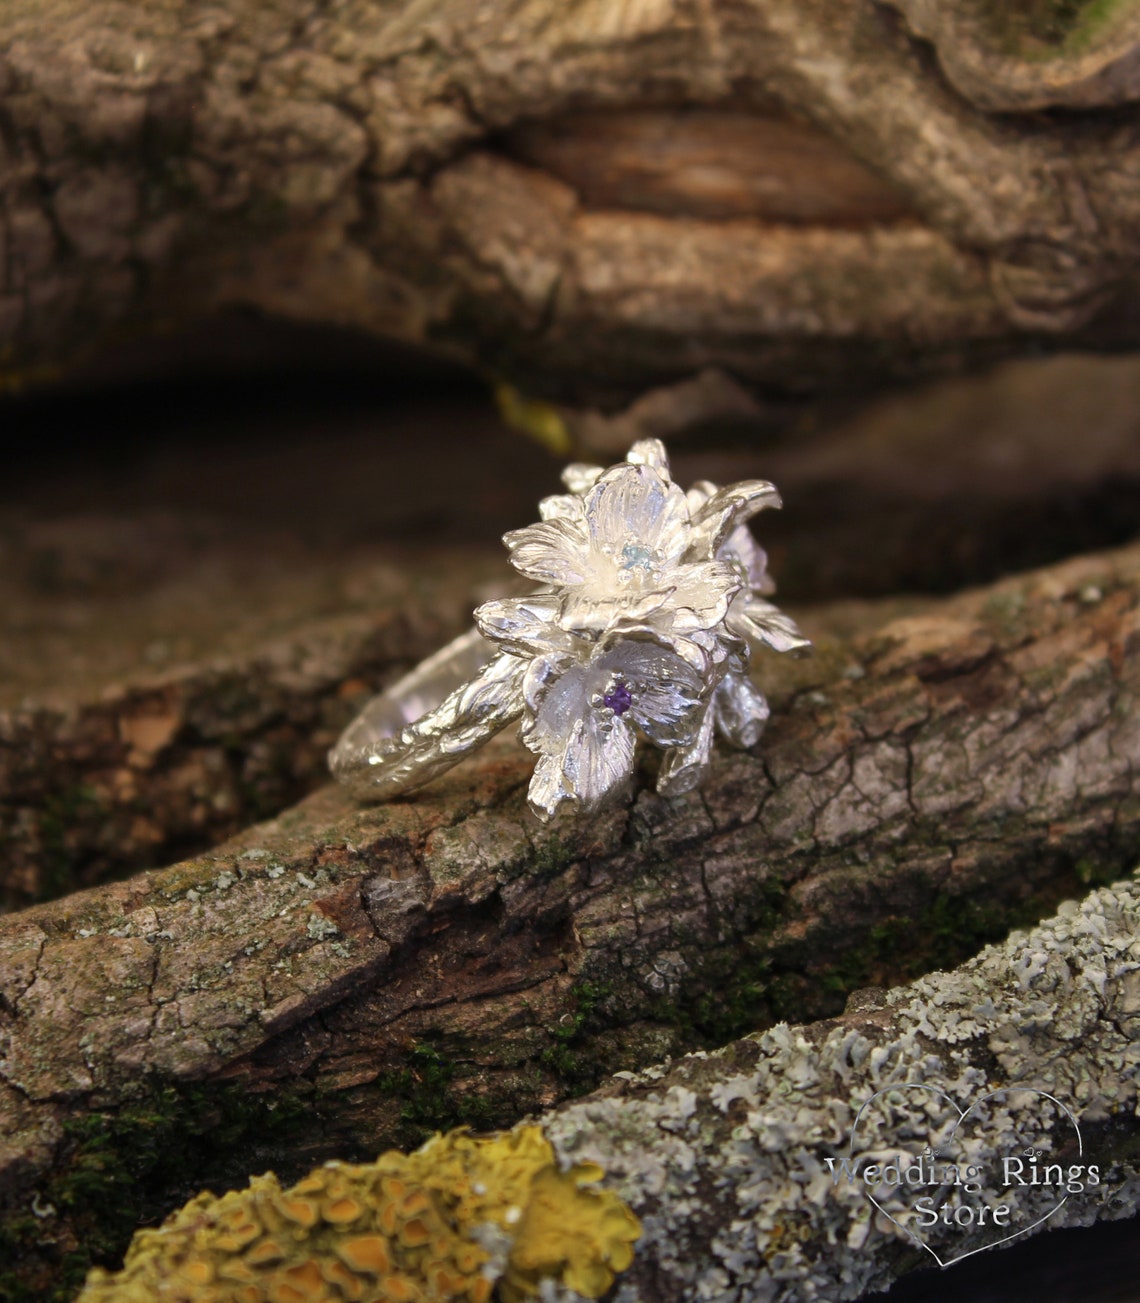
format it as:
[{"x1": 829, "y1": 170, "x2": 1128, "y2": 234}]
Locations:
[{"x1": 847, "y1": 1084, "x2": 1084, "y2": 1268}]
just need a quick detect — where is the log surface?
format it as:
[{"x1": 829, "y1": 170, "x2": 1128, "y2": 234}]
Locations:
[
  {"x1": 7, "y1": 364, "x2": 1140, "y2": 909},
  {"x1": 2, "y1": 538, "x2": 1139, "y2": 1295},
  {"x1": 4, "y1": 0, "x2": 1140, "y2": 408},
  {"x1": 541, "y1": 873, "x2": 1140, "y2": 1300}
]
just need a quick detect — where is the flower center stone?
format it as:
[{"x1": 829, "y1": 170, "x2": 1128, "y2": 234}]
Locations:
[
  {"x1": 618, "y1": 542, "x2": 653, "y2": 572},
  {"x1": 603, "y1": 681, "x2": 633, "y2": 715}
]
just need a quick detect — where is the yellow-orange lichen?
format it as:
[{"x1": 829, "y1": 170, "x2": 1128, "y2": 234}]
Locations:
[{"x1": 77, "y1": 1124, "x2": 640, "y2": 1303}]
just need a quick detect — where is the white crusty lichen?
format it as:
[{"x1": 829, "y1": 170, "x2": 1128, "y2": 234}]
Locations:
[{"x1": 542, "y1": 874, "x2": 1140, "y2": 1301}]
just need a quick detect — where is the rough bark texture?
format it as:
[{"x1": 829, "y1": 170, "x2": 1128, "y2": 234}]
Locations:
[
  {"x1": 0, "y1": 407, "x2": 555, "y2": 910},
  {"x1": 6, "y1": 354, "x2": 1140, "y2": 910},
  {"x1": 2, "y1": 538, "x2": 1139, "y2": 1299},
  {"x1": 540, "y1": 873, "x2": 1140, "y2": 1301},
  {"x1": 0, "y1": 530, "x2": 497, "y2": 909},
  {"x1": 4, "y1": 0, "x2": 1140, "y2": 414}
]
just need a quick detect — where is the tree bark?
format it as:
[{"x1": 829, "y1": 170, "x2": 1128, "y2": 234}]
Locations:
[
  {"x1": 55, "y1": 875, "x2": 1140, "y2": 1303},
  {"x1": 540, "y1": 873, "x2": 1140, "y2": 1301},
  {"x1": 7, "y1": 359, "x2": 1140, "y2": 912},
  {"x1": 0, "y1": 530, "x2": 494, "y2": 910},
  {"x1": 2, "y1": 538, "x2": 1138, "y2": 1297},
  {"x1": 4, "y1": 0, "x2": 1140, "y2": 414}
]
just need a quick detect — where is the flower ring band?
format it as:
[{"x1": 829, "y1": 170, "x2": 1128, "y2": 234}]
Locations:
[{"x1": 329, "y1": 439, "x2": 810, "y2": 821}]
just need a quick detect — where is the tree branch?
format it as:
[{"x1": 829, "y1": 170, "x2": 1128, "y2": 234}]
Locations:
[
  {"x1": 3, "y1": 0, "x2": 1140, "y2": 407},
  {"x1": 541, "y1": 872, "x2": 1140, "y2": 1300},
  {"x1": 2, "y1": 538, "x2": 1139, "y2": 1293}
]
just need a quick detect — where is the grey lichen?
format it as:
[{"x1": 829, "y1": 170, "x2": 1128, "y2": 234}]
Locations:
[{"x1": 542, "y1": 874, "x2": 1140, "y2": 1301}]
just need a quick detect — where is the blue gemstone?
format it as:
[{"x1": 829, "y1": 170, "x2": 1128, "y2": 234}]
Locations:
[
  {"x1": 603, "y1": 681, "x2": 633, "y2": 715},
  {"x1": 619, "y1": 542, "x2": 653, "y2": 571}
]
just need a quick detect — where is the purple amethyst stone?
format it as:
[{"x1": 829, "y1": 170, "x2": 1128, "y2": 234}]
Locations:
[{"x1": 603, "y1": 681, "x2": 633, "y2": 716}]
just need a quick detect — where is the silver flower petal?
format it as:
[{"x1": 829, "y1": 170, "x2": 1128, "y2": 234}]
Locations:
[
  {"x1": 528, "y1": 752, "x2": 573, "y2": 821},
  {"x1": 728, "y1": 596, "x2": 812, "y2": 655},
  {"x1": 538, "y1": 492, "x2": 586, "y2": 523},
  {"x1": 625, "y1": 437, "x2": 671, "y2": 474},
  {"x1": 722, "y1": 524, "x2": 776, "y2": 595},
  {"x1": 502, "y1": 517, "x2": 592, "y2": 585},
  {"x1": 687, "y1": 479, "x2": 782, "y2": 559},
  {"x1": 584, "y1": 463, "x2": 690, "y2": 567},
  {"x1": 667, "y1": 560, "x2": 743, "y2": 633},
  {"x1": 631, "y1": 627, "x2": 712, "y2": 678},
  {"x1": 561, "y1": 461, "x2": 604, "y2": 494},
  {"x1": 522, "y1": 656, "x2": 599, "y2": 756},
  {"x1": 657, "y1": 705, "x2": 715, "y2": 797},
  {"x1": 589, "y1": 640, "x2": 707, "y2": 748},
  {"x1": 559, "y1": 585, "x2": 676, "y2": 635},
  {"x1": 522, "y1": 652, "x2": 641, "y2": 818},
  {"x1": 713, "y1": 670, "x2": 771, "y2": 749},
  {"x1": 687, "y1": 478, "x2": 777, "y2": 593},
  {"x1": 522, "y1": 651, "x2": 575, "y2": 719},
  {"x1": 474, "y1": 594, "x2": 574, "y2": 659},
  {"x1": 561, "y1": 712, "x2": 636, "y2": 811}
]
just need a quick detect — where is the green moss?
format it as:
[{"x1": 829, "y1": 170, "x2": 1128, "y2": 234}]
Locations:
[
  {"x1": 0, "y1": 1081, "x2": 310, "y2": 1303},
  {"x1": 527, "y1": 833, "x2": 579, "y2": 878},
  {"x1": 367, "y1": 988, "x2": 623, "y2": 1154},
  {"x1": 633, "y1": 867, "x2": 1095, "y2": 1051},
  {"x1": 1075, "y1": 856, "x2": 1122, "y2": 888},
  {"x1": 980, "y1": 588, "x2": 1028, "y2": 635},
  {"x1": 26, "y1": 784, "x2": 106, "y2": 906},
  {"x1": 805, "y1": 885, "x2": 1077, "y2": 1013},
  {"x1": 976, "y1": 0, "x2": 1129, "y2": 53},
  {"x1": 374, "y1": 1043, "x2": 501, "y2": 1146},
  {"x1": 648, "y1": 874, "x2": 793, "y2": 1045},
  {"x1": 538, "y1": 980, "x2": 616, "y2": 1092},
  {"x1": 677, "y1": 944, "x2": 777, "y2": 1046}
]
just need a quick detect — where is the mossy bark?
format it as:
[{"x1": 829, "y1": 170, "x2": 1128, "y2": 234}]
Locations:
[
  {"x1": 3, "y1": 0, "x2": 1140, "y2": 414},
  {"x1": 54, "y1": 869, "x2": 1140, "y2": 1303},
  {"x1": 0, "y1": 534, "x2": 496, "y2": 911},
  {"x1": 541, "y1": 875, "x2": 1140, "y2": 1300},
  {"x1": 2, "y1": 540, "x2": 1139, "y2": 1298}
]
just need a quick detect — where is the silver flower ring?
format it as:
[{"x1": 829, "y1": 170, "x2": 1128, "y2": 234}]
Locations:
[{"x1": 329, "y1": 439, "x2": 810, "y2": 821}]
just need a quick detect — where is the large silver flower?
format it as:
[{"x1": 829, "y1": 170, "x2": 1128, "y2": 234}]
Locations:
[
  {"x1": 522, "y1": 632, "x2": 708, "y2": 820},
  {"x1": 474, "y1": 438, "x2": 809, "y2": 820},
  {"x1": 502, "y1": 441, "x2": 759, "y2": 636}
]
